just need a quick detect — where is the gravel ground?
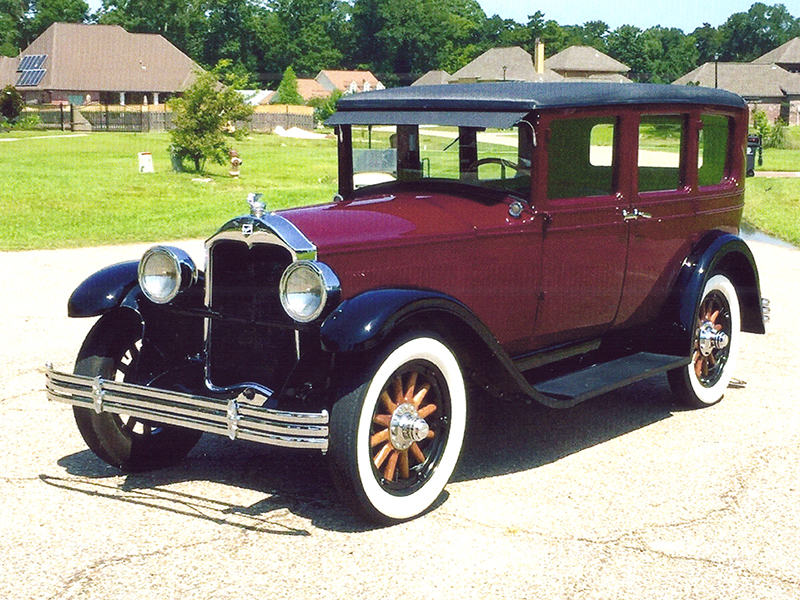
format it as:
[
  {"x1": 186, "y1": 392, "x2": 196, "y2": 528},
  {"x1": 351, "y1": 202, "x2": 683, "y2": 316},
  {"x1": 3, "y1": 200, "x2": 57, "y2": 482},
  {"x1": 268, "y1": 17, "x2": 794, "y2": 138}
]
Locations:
[{"x1": 0, "y1": 236, "x2": 798, "y2": 600}]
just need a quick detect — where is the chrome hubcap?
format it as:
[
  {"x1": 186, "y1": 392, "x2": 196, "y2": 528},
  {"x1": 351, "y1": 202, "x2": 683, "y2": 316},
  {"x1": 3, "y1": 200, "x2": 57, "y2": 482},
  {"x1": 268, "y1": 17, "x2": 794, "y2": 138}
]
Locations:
[
  {"x1": 697, "y1": 321, "x2": 729, "y2": 357},
  {"x1": 389, "y1": 403, "x2": 430, "y2": 451}
]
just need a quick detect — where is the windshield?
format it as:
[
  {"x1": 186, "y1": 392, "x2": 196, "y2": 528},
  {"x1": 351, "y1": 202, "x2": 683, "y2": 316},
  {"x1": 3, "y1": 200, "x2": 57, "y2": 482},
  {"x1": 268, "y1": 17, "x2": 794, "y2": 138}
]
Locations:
[{"x1": 349, "y1": 124, "x2": 533, "y2": 198}]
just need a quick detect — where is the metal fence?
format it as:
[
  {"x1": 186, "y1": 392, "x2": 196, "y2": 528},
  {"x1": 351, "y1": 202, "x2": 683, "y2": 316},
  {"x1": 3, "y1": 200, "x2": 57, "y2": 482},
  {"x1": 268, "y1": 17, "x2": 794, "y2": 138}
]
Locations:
[{"x1": 21, "y1": 103, "x2": 314, "y2": 133}]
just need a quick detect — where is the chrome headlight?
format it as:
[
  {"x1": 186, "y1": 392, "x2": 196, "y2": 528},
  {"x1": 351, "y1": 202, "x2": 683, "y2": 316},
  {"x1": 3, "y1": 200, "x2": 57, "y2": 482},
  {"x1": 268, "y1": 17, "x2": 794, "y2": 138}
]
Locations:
[
  {"x1": 138, "y1": 246, "x2": 197, "y2": 304},
  {"x1": 280, "y1": 260, "x2": 340, "y2": 323}
]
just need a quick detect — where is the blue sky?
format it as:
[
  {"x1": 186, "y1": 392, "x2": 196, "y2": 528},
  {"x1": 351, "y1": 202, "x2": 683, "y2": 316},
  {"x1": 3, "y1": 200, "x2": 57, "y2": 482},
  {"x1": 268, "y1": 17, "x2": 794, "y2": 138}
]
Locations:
[{"x1": 475, "y1": 0, "x2": 763, "y2": 32}]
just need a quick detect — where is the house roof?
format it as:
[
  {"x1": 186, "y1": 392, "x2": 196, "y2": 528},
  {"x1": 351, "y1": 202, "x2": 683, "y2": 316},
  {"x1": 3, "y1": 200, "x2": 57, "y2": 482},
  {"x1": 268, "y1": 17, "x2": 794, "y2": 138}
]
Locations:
[
  {"x1": 0, "y1": 56, "x2": 15, "y2": 86},
  {"x1": 450, "y1": 47, "x2": 563, "y2": 83},
  {"x1": 328, "y1": 81, "x2": 746, "y2": 128},
  {"x1": 673, "y1": 62, "x2": 800, "y2": 98},
  {"x1": 296, "y1": 78, "x2": 330, "y2": 101},
  {"x1": 545, "y1": 46, "x2": 629, "y2": 74},
  {"x1": 316, "y1": 70, "x2": 381, "y2": 92},
  {"x1": 752, "y1": 37, "x2": 800, "y2": 67},
  {"x1": 8, "y1": 22, "x2": 199, "y2": 93},
  {"x1": 412, "y1": 70, "x2": 452, "y2": 86}
]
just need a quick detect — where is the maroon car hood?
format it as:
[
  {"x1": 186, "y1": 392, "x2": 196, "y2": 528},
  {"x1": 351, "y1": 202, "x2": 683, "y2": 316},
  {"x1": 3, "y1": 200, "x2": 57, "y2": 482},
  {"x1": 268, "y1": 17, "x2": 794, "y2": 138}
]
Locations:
[{"x1": 279, "y1": 190, "x2": 478, "y2": 256}]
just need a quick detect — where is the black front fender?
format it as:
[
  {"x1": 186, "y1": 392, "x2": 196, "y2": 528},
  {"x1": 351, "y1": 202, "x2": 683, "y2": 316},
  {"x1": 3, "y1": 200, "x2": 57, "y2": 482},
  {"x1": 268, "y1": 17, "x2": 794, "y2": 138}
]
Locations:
[
  {"x1": 320, "y1": 289, "x2": 493, "y2": 354},
  {"x1": 68, "y1": 261, "x2": 141, "y2": 318}
]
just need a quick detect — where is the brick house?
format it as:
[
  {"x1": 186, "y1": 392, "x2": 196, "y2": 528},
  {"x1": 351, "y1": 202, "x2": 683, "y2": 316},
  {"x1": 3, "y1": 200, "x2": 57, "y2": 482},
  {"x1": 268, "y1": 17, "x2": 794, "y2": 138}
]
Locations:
[{"x1": 0, "y1": 22, "x2": 200, "y2": 106}]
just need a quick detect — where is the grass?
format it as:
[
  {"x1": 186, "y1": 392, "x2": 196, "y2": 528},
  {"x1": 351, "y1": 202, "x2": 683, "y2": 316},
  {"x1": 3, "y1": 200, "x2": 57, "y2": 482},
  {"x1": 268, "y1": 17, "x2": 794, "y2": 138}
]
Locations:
[
  {"x1": 754, "y1": 125, "x2": 800, "y2": 172},
  {"x1": 0, "y1": 131, "x2": 338, "y2": 250},
  {"x1": 1, "y1": 128, "x2": 799, "y2": 251},
  {"x1": 743, "y1": 177, "x2": 800, "y2": 247}
]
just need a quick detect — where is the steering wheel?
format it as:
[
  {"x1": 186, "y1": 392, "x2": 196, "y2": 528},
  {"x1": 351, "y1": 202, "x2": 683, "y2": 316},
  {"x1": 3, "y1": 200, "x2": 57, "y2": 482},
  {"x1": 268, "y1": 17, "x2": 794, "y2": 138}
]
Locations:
[{"x1": 468, "y1": 157, "x2": 523, "y2": 178}]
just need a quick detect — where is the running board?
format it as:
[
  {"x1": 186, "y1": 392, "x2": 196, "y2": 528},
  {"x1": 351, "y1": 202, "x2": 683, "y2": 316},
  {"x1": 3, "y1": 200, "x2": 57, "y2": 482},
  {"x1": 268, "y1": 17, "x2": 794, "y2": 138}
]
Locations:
[{"x1": 532, "y1": 352, "x2": 689, "y2": 406}]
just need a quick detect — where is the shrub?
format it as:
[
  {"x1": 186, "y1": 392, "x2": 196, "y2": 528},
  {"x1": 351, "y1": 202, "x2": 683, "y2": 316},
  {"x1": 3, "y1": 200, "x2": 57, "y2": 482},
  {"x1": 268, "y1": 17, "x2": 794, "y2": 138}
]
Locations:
[{"x1": 0, "y1": 85, "x2": 24, "y2": 122}]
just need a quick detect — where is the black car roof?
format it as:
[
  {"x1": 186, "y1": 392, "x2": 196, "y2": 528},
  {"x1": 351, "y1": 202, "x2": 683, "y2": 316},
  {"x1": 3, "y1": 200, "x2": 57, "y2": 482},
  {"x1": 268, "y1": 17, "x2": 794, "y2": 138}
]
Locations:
[{"x1": 327, "y1": 82, "x2": 747, "y2": 129}]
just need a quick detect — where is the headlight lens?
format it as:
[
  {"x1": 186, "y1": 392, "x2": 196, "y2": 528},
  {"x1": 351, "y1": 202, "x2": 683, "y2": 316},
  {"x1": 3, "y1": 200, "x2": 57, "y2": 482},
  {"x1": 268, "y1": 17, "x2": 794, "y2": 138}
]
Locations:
[
  {"x1": 138, "y1": 246, "x2": 197, "y2": 304},
  {"x1": 280, "y1": 261, "x2": 340, "y2": 323}
]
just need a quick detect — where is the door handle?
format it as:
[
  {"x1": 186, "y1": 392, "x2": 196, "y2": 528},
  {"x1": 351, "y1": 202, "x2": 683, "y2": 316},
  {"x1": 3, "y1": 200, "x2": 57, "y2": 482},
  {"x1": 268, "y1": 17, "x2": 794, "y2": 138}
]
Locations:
[{"x1": 622, "y1": 208, "x2": 652, "y2": 221}]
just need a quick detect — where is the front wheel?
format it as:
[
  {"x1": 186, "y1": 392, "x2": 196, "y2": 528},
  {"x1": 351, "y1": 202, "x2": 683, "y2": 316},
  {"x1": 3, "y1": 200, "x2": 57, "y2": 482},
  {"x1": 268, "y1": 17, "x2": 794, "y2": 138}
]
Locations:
[
  {"x1": 329, "y1": 335, "x2": 467, "y2": 523},
  {"x1": 668, "y1": 274, "x2": 741, "y2": 407},
  {"x1": 72, "y1": 315, "x2": 202, "y2": 472}
]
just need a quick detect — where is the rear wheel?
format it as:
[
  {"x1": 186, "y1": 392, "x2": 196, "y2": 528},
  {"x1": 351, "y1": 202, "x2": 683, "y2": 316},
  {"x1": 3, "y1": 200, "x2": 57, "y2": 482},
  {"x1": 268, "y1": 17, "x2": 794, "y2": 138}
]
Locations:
[
  {"x1": 72, "y1": 315, "x2": 202, "y2": 472},
  {"x1": 329, "y1": 335, "x2": 466, "y2": 523},
  {"x1": 668, "y1": 274, "x2": 740, "y2": 407}
]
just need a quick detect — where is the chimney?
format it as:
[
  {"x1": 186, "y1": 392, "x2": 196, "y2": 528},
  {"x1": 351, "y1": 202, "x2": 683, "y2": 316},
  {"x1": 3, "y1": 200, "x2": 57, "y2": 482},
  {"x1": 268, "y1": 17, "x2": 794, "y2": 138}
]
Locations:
[{"x1": 534, "y1": 38, "x2": 545, "y2": 74}]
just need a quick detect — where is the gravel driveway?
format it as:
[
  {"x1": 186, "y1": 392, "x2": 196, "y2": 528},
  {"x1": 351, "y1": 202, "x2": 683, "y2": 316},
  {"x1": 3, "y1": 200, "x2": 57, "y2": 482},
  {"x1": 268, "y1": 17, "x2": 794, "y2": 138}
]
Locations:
[{"x1": 1, "y1": 236, "x2": 798, "y2": 599}]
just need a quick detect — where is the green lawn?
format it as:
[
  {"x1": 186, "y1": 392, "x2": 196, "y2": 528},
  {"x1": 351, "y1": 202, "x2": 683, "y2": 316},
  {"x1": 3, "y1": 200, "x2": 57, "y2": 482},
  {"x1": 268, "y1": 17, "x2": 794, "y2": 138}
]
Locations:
[
  {"x1": 0, "y1": 131, "x2": 338, "y2": 250},
  {"x1": 1, "y1": 129, "x2": 798, "y2": 251}
]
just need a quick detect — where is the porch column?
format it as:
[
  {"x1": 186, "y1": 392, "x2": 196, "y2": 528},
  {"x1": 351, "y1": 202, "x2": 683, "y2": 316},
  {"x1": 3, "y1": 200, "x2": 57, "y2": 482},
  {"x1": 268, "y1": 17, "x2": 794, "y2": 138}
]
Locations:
[
  {"x1": 119, "y1": 91, "x2": 126, "y2": 106},
  {"x1": 153, "y1": 92, "x2": 160, "y2": 106}
]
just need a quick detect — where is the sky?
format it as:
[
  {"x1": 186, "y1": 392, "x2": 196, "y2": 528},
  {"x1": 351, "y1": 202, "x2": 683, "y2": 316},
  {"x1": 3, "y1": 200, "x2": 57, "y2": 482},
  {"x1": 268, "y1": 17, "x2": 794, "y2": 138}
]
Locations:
[{"x1": 475, "y1": 0, "x2": 765, "y2": 33}]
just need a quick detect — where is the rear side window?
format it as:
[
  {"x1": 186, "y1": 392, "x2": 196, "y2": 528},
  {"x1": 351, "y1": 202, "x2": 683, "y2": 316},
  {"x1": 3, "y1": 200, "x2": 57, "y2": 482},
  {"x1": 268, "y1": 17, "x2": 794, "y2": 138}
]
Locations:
[
  {"x1": 638, "y1": 115, "x2": 683, "y2": 193},
  {"x1": 698, "y1": 114, "x2": 731, "y2": 187},
  {"x1": 547, "y1": 117, "x2": 616, "y2": 199}
]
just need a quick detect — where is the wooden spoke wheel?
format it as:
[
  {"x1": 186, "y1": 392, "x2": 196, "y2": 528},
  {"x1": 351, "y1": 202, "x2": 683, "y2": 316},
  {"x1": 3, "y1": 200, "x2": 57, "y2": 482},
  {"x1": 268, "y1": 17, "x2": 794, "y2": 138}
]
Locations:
[
  {"x1": 669, "y1": 274, "x2": 741, "y2": 407},
  {"x1": 369, "y1": 364, "x2": 447, "y2": 493},
  {"x1": 329, "y1": 335, "x2": 466, "y2": 523}
]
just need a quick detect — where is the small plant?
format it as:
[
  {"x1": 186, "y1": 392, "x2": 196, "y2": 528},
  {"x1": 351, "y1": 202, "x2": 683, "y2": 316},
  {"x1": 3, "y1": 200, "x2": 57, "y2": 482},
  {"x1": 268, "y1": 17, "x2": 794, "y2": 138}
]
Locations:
[{"x1": 13, "y1": 113, "x2": 43, "y2": 130}]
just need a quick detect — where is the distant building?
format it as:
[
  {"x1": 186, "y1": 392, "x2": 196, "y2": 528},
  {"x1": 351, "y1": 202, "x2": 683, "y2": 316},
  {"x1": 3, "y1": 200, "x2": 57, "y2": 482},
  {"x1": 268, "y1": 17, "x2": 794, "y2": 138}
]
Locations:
[
  {"x1": 315, "y1": 70, "x2": 384, "y2": 94},
  {"x1": 296, "y1": 78, "x2": 331, "y2": 102},
  {"x1": 0, "y1": 22, "x2": 200, "y2": 105},
  {"x1": 411, "y1": 70, "x2": 451, "y2": 87},
  {"x1": 674, "y1": 62, "x2": 800, "y2": 125},
  {"x1": 449, "y1": 46, "x2": 562, "y2": 84},
  {"x1": 544, "y1": 46, "x2": 630, "y2": 82},
  {"x1": 752, "y1": 37, "x2": 800, "y2": 73}
]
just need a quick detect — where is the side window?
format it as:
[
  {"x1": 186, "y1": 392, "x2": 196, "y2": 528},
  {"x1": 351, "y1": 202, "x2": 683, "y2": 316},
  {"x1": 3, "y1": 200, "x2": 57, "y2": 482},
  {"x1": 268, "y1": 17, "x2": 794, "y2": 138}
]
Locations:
[
  {"x1": 638, "y1": 115, "x2": 683, "y2": 193},
  {"x1": 698, "y1": 114, "x2": 731, "y2": 187},
  {"x1": 547, "y1": 117, "x2": 616, "y2": 199}
]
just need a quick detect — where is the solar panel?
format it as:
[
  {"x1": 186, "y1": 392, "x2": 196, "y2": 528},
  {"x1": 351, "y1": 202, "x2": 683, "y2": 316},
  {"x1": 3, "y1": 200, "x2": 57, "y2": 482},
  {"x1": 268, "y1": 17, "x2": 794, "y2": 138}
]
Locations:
[
  {"x1": 18, "y1": 55, "x2": 33, "y2": 71},
  {"x1": 15, "y1": 69, "x2": 46, "y2": 87},
  {"x1": 14, "y1": 55, "x2": 47, "y2": 86}
]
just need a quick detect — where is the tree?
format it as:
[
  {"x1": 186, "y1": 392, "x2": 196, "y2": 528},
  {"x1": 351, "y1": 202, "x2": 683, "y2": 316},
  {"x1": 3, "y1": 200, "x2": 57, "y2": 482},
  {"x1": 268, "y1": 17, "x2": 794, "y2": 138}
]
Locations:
[
  {"x1": 0, "y1": 0, "x2": 25, "y2": 56},
  {"x1": 717, "y1": 3, "x2": 800, "y2": 61},
  {"x1": 271, "y1": 66, "x2": 304, "y2": 105},
  {"x1": 21, "y1": 0, "x2": 89, "y2": 46},
  {"x1": 168, "y1": 61, "x2": 254, "y2": 172}
]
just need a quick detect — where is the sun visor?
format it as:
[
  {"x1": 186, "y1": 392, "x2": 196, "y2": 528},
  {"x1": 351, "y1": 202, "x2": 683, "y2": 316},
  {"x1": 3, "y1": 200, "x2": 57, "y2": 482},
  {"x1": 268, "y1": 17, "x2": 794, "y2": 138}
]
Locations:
[{"x1": 326, "y1": 110, "x2": 530, "y2": 129}]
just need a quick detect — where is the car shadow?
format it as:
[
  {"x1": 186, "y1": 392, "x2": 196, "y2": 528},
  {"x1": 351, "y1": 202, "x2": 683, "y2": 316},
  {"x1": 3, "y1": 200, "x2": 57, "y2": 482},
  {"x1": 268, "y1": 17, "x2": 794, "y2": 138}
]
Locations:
[{"x1": 46, "y1": 374, "x2": 680, "y2": 532}]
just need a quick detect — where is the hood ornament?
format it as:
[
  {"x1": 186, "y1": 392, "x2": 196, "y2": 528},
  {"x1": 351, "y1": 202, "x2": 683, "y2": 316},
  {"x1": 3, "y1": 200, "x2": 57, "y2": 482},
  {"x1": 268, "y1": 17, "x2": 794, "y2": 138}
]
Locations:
[{"x1": 247, "y1": 193, "x2": 266, "y2": 218}]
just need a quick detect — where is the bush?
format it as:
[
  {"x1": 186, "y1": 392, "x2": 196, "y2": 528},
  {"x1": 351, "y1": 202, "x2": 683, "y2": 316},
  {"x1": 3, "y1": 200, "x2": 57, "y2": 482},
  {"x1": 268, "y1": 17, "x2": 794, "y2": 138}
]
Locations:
[
  {"x1": 308, "y1": 89, "x2": 343, "y2": 125},
  {"x1": 752, "y1": 109, "x2": 789, "y2": 149},
  {"x1": 1, "y1": 85, "x2": 24, "y2": 122}
]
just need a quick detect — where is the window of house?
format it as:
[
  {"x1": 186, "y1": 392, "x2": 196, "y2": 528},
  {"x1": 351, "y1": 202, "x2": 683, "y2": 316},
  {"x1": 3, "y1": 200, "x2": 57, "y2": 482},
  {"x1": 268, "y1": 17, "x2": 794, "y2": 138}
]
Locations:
[
  {"x1": 638, "y1": 115, "x2": 683, "y2": 192},
  {"x1": 547, "y1": 117, "x2": 616, "y2": 199}
]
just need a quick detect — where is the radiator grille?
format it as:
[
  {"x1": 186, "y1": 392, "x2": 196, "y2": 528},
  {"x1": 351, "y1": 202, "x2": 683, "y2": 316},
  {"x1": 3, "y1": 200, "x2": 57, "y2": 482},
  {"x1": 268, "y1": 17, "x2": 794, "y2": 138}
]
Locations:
[{"x1": 206, "y1": 240, "x2": 297, "y2": 392}]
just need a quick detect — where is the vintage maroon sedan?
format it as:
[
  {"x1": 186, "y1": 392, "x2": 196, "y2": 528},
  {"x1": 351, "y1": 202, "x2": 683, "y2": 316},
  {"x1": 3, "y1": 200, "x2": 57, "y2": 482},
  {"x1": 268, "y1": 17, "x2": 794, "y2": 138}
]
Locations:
[{"x1": 47, "y1": 83, "x2": 767, "y2": 523}]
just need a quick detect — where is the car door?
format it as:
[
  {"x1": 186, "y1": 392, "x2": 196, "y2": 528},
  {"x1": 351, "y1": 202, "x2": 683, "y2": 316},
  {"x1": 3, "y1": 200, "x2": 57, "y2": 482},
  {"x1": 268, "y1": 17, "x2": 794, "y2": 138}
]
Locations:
[
  {"x1": 614, "y1": 112, "x2": 698, "y2": 328},
  {"x1": 532, "y1": 113, "x2": 628, "y2": 346}
]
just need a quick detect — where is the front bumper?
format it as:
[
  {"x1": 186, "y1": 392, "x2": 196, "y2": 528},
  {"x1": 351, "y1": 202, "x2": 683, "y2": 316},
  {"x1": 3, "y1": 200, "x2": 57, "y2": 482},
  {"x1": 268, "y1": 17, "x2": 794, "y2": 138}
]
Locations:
[{"x1": 45, "y1": 365, "x2": 329, "y2": 452}]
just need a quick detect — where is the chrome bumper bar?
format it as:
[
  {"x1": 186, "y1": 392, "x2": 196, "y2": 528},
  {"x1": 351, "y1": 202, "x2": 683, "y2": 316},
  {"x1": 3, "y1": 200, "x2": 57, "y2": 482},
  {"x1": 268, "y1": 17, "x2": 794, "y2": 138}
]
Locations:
[{"x1": 45, "y1": 365, "x2": 329, "y2": 452}]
